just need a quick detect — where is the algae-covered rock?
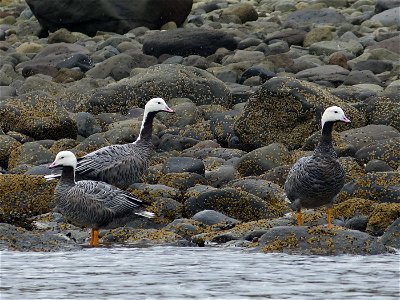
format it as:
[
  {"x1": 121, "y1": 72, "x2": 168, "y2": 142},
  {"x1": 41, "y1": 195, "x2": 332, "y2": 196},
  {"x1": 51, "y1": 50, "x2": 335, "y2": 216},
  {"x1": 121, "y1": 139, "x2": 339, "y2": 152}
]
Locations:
[
  {"x1": 380, "y1": 217, "x2": 400, "y2": 249},
  {"x1": 184, "y1": 188, "x2": 270, "y2": 221},
  {"x1": 8, "y1": 142, "x2": 54, "y2": 169},
  {"x1": 158, "y1": 172, "x2": 207, "y2": 190},
  {"x1": 0, "y1": 135, "x2": 21, "y2": 169},
  {"x1": 339, "y1": 172, "x2": 400, "y2": 203},
  {"x1": 258, "y1": 226, "x2": 388, "y2": 255},
  {"x1": 0, "y1": 175, "x2": 56, "y2": 227},
  {"x1": 0, "y1": 92, "x2": 77, "y2": 140},
  {"x1": 235, "y1": 143, "x2": 291, "y2": 176},
  {"x1": 234, "y1": 77, "x2": 365, "y2": 150},
  {"x1": 333, "y1": 198, "x2": 379, "y2": 219},
  {"x1": 0, "y1": 223, "x2": 80, "y2": 252},
  {"x1": 367, "y1": 203, "x2": 400, "y2": 236},
  {"x1": 355, "y1": 138, "x2": 400, "y2": 169}
]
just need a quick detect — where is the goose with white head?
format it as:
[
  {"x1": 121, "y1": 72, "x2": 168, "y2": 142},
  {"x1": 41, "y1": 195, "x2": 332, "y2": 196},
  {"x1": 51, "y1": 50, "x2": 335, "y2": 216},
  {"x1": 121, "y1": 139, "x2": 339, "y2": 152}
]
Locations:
[
  {"x1": 284, "y1": 106, "x2": 351, "y2": 229},
  {"x1": 49, "y1": 150, "x2": 154, "y2": 247},
  {"x1": 45, "y1": 98, "x2": 174, "y2": 189}
]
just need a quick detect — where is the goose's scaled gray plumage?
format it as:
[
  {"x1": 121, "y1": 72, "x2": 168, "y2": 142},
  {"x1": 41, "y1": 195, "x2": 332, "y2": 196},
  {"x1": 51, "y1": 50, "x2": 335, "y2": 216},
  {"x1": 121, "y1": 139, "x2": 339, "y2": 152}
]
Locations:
[
  {"x1": 45, "y1": 98, "x2": 174, "y2": 189},
  {"x1": 284, "y1": 106, "x2": 351, "y2": 229},
  {"x1": 49, "y1": 150, "x2": 154, "y2": 246}
]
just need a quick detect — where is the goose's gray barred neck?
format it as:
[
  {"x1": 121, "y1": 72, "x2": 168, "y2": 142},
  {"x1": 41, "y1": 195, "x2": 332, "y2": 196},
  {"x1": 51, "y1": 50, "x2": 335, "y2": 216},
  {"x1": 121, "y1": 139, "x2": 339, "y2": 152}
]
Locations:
[
  {"x1": 49, "y1": 151, "x2": 154, "y2": 247},
  {"x1": 45, "y1": 98, "x2": 174, "y2": 189},
  {"x1": 284, "y1": 106, "x2": 351, "y2": 229}
]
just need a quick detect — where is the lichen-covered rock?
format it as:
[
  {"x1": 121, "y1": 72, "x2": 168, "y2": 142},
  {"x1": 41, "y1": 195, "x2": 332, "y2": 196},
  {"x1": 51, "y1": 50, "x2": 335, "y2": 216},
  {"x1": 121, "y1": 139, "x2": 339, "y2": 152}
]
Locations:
[
  {"x1": 0, "y1": 223, "x2": 80, "y2": 252},
  {"x1": 127, "y1": 183, "x2": 181, "y2": 204},
  {"x1": 152, "y1": 198, "x2": 183, "y2": 223},
  {"x1": 0, "y1": 92, "x2": 77, "y2": 140},
  {"x1": 158, "y1": 172, "x2": 207, "y2": 190},
  {"x1": 8, "y1": 142, "x2": 54, "y2": 169},
  {"x1": 333, "y1": 198, "x2": 379, "y2": 220},
  {"x1": 0, "y1": 175, "x2": 57, "y2": 227},
  {"x1": 380, "y1": 217, "x2": 400, "y2": 249},
  {"x1": 339, "y1": 157, "x2": 366, "y2": 183},
  {"x1": 355, "y1": 138, "x2": 400, "y2": 169},
  {"x1": 0, "y1": 135, "x2": 21, "y2": 169},
  {"x1": 339, "y1": 172, "x2": 400, "y2": 203},
  {"x1": 184, "y1": 188, "x2": 270, "y2": 221},
  {"x1": 87, "y1": 64, "x2": 232, "y2": 114},
  {"x1": 258, "y1": 226, "x2": 388, "y2": 255},
  {"x1": 234, "y1": 77, "x2": 365, "y2": 150},
  {"x1": 182, "y1": 146, "x2": 246, "y2": 160},
  {"x1": 162, "y1": 157, "x2": 205, "y2": 175},
  {"x1": 235, "y1": 143, "x2": 291, "y2": 176},
  {"x1": 367, "y1": 203, "x2": 400, "y2": 236},
  {"x1": 366, "y1": 97, "x2": 400, "y2": 130},
  {"x1": 227, "y1": 179, "x2": 290, "y2": 218}
]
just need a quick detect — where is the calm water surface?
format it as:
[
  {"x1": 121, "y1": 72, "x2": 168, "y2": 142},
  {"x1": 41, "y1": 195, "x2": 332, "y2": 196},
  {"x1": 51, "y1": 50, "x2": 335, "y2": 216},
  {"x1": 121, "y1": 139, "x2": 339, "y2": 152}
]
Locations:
[{"x1": 1, "y1": 246, "x2": 399, "y2": 300}]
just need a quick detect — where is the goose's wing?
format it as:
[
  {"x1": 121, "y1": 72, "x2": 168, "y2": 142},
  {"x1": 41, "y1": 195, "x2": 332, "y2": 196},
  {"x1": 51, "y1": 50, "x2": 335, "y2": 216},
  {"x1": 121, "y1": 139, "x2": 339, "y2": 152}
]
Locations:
[{"x1": 74, "y1": 180, "x2": 144, "y2": 214}]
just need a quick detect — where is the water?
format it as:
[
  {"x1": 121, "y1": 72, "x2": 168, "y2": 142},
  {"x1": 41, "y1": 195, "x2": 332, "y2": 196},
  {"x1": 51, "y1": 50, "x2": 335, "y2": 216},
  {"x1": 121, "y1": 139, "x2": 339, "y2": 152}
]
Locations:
[{"x1": 1, "y1": 247, "x2": 399, "y2": 300}]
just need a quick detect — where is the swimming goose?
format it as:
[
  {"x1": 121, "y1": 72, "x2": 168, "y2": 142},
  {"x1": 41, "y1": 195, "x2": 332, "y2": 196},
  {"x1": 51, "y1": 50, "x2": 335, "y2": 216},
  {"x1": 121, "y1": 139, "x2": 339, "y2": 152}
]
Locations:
[
  {"x1": 284, "y1": 106, "x2": 351, "y2": 229},
  {"x1": 49, "y1": 150, "x2": 154, "y2": 246},
  {"x1": 45, "y1": 98, "x2": 174, "y2": 189}
]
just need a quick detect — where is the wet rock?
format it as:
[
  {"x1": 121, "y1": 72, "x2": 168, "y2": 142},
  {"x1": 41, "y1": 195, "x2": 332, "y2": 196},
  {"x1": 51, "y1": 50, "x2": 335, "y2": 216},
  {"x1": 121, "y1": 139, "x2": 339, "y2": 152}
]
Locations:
[
  {"x1": 355, "y1": 138, "x2": 400, "y2": 169},
  {"x1": 205, "y1": 165, "x2": 236, "y2": 188},
  {"x1": 162, "y1": 157, "x2": 205, "y2": 175},
  {"x1": 152, "y1": 198, "x2": 183, "y2": 223},
  {"x1": 143, "y1": 28, "x2": 237, "y2": 57},
  {"x1": 367, "y1": 203, "x2": 400, "y2": 236},
  {"x1": 192, "y1": 210, "x2": 239, "y2": 226},
  {"x1": 0, "y1": 223, "x2": 80, "y2": 252},
  {"x1": 260, "y1": 165, "x2": 291, "y2": 187},
  {"x1": 158, "y1": 100, "x2": 200, "y2": 127},
  {"x1": 8, "y1": 142, "x2": 53, "y2": 169},
  {"x1": 235, "y1": 143, "x2": 291, "y2": 176},
  {"x1": 209, "y1": 111, "x2": 240, "y2": 147},
  {"x1": 87, "y1": 64, "x2": 231, "y2": 114},
  {"x1": 104, "y1": 227, "x2": 184, "y2": 245},
  {"x1": 26, "y1": 0, "x2": 193, "y2": 35},
  {"x1": 0, "y1": 92, "x2": 77, "y2": 140},
  {"x1": 339, "y1": 172, "x2": 400, "y2": 203},
  {"x1": 158, "y1": 172, "x2": 206, "y2": 190},
  {"x1": 345, "y1": 215, "x2": 369, "y2": 232},
  {"x1": 234, "y1": 77, "x2": 364, "y2": 150},
  {"x1": 185, "y1": 188, "x2": 269, "y2": 222},
  {"x1": 182, "y1": 147, "x2": 246, "y2": 160},
  {"x1": 227, "y1": 178, "x2": 289, "y2": 218},
  {"x1": 380, "y1": 217, "x2": 400, "y2": 249},
  {"x1": 164, "y1": 218, "x2": 203, "y2": 240},
  {"x1": 0, "y1": 175, "x2": 56, "y2": 227},
  {"x1": 74, "y1": 112, "x2": 102, "y2": 138},
  {"x1": 365, "y1": 160, "x2": 394, "y2": 173},
  {"x1": 370, "y1": 7, "x2": 400, "y2": 27},
  {"x1": 55, "y1": 53, "x2": 93, "y2": 71},
  {"x1": 258, "y1": 226, "x2": 388, "y2": 255},
  {"x1": 127, "y1": 183, "x2": 181, "y2": 204},
  {"x1": 158, "y1": 134, "x2": 199, "y2": 152},
  {"x1": 0, "y1": 135, "x2": 20, "y2": 169}
]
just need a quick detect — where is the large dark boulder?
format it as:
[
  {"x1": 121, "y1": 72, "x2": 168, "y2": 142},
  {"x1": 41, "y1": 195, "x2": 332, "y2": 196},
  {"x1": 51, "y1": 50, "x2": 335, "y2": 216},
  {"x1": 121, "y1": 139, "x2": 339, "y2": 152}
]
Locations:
[
  {"x1": 26, "y1": 0, "x2": 193, "y2": 36},
  {"x1": 143, "y1": 28, "x2": 237, "y2": 57}
]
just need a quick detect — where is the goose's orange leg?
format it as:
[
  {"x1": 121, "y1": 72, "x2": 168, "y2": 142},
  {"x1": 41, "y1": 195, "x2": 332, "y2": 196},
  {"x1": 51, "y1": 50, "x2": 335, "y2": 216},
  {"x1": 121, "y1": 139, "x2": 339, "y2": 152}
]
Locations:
[
  {"x1": 327, "y1": 207, "x2": 332, "y2": 229},
  {"x1": 90, "y1": 228, "x2": 99, "y2": 247},
  {"x1": 296, "y1": 210, "x2": 303, "y2": 226}
]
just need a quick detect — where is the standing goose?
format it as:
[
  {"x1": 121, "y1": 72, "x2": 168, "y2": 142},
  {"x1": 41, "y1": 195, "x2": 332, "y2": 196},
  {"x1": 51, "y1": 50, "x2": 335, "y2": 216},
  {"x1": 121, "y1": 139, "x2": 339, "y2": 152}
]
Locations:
[
  {"x1": 284, "y1": 106, "x2": 351, "y2": 229},
  {"x1": 49, "y1": 150, "x2": 154, "y2": 247},
  {"x1": 45, "y1": 98, "x2": 174, "y2": 189}
]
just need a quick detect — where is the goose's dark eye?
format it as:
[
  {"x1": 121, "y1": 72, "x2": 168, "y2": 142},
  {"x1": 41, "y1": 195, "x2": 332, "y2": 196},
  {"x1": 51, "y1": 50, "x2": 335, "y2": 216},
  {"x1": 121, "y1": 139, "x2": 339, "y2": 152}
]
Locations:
[
  {"x1": 157, "y1": 102, "x2": 161, "y2": 104},
  {"x1": 334, "y1": 111, "x2": 338, "y2": 113},
  {"x1": 60, "y1": 156, "x2": 64, "y2": 159}
]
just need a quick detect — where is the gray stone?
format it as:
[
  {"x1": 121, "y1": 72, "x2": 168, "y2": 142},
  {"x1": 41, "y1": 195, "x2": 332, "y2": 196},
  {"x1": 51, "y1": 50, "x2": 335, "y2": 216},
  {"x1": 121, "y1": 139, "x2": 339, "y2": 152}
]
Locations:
[
  {"x1": 8, "y1": 142, "x2": 54, "y2": 169},
  {"x1": 375, "y1": 0, "x2": 400, "y2": 13},
  {"x1": 352, "y1": 60, "x2": 393, "y2": 74},
  {"x1": 158, "y1": 134, "x2": 199, "y2": 152},
  {"x1": 258, "y1": 226, "x2": 388, "y2": 255},
  {"x1": 162, "y1": 157, "x2": 205, "y2": 175},
  {"x1": 343, "y1": 70, "x2": 382, "y2": 86},
  {"x1": 355, "y1": 138, "x2": 400, "y2": 169},
  {"x1": 309, "y1": 40, "x2": 363, "y2": 56},
  {"x1": 0, "y1": 86, "x2": 16, "y2": 100},
  {"x1": 365, "y1": 160, "x2": 394, "y2": 173},
  {"x1": 285, "y1": 8, "x2": 346, "y2": 25},
  {"x1": 371, "y1": 7, "x2": 400, "y2": 27},
  {"x1": 192, "y1": 210, "x2": 238, "y2": 226},
  {"x1": 296, "y1": 65, "x2": 350, "y2": 84},
  {"x1": 205, "y1": 165, "x2": 236, "y2": 188},
  {"x1": 380, "y1": 217, "x2": 400, "y2": 249},
  {"x1": 74, "y1": 112, "x2": 102, "y2": 138}
]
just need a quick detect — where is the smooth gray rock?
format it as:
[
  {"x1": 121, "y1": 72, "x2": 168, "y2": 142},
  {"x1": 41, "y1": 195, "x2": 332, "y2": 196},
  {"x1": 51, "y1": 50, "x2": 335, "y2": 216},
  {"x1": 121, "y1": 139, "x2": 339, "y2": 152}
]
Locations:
[
  {"x1": 296, "y1": 65, "x2": 350, "y2": 83},
  {"x1": 380, "y1": 217, "x2": 400, "y2": 249},
  {"x1": 192, "y1": 210, "x2": 238, "y2": 226},
  {"x1": 162, "y1": 157, "x2": 205, "y2": 175},
  {"x1": 285, "y1": 8, "x2": 346, "y2": 25},
  {"x1": 371, "y1": 7, "x2": 400, "y2": 27}
]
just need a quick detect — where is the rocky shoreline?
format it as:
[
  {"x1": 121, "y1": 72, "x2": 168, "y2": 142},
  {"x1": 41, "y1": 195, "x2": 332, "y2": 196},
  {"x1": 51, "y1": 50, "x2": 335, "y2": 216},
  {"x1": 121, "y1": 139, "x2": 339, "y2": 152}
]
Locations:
[{"x1": 0, "y1": 0, "x2": 399, "y2": 254}]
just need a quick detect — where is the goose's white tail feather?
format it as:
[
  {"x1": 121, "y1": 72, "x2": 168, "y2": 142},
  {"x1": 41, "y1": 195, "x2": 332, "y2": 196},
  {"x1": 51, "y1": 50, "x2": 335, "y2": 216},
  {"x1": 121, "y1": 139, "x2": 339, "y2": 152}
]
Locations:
[
  {"x1": 135, "y1": 211, "x2": 155, "y2": 218},
  {"x1": 44, "y1": 174, "x2": 61, "y2": 181}
]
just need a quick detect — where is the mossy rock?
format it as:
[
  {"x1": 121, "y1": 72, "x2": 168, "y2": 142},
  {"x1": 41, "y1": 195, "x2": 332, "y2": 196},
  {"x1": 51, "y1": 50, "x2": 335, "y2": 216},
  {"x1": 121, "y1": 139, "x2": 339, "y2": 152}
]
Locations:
[
  {"x1": 380, "y1": 217, "x2": 400, "y2": 249},
  {"x1": 227, "y1": 178, "x2": 290, "y2": 218},
  {"x1": 104, "y1": 228, "x2": 183, "y2": 245},
  {"x1": 0, "y1": 91, "x2": 77, "y2": 140},
  {"x1": 234, "y1": 77, "x2": 366, "y2": 150},
  {"x1": 127, "y1": 183, "x2": 181, "y2": 204},
  {"x1": 258, "y1": 225, "x2": 388, "y2": 255},
  {"x1": 0, "y1": 175, "x2": 56, "y2": 228},
  {"x1": 235, "y1": 143, "x2": 291, "y2": 176},
  {"x1": 355, "y1": 137, "x2": 400, "y2": 169},
  {"x1": 339, "y1": 157, "x2": 366, "y2": 183},
  {"x1": 0, "y1": 223, "x2": 80, "y2": 252},
  {"x1": 158, "y1": 172, "x2": 207, "y2": 190},
  {"x1": 367, "y1": 203, "x2": 400, "y2": 236},
  {"x1": 184, "y1": 188, "x2": 270, "y2": 222},
  {"x1": 333, "y1": 198, "x2": 379, "y2": 219},
  {"x1": 0, "y1": 135, "x2": 21, "y2": 169},
  {"x1": 8, "y1": 142, "x2": 54, "y2": 169},
  {"x1": 339, "y1": 172, "x2": 400, "y2": 203}
]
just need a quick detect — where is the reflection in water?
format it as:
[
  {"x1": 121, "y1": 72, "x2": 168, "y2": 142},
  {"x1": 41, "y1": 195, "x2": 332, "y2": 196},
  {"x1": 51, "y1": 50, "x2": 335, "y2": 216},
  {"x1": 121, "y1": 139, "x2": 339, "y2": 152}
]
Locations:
[{"x1": 1, "y1": 247, "x2": 399, "y2": 299}]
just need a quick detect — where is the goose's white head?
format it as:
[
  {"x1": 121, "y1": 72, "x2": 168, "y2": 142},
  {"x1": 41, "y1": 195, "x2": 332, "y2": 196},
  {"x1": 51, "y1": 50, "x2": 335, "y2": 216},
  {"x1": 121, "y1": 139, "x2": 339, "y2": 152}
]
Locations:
[
  {"x1": 321, "y1": 106, "x2": 351, "y2": 128},
  {"x1": 144, "y1": 98, "x2": 174, "y2": 115},
  {"x1": 49, "y1": 151, "x2": 77, "y2": 169}
]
